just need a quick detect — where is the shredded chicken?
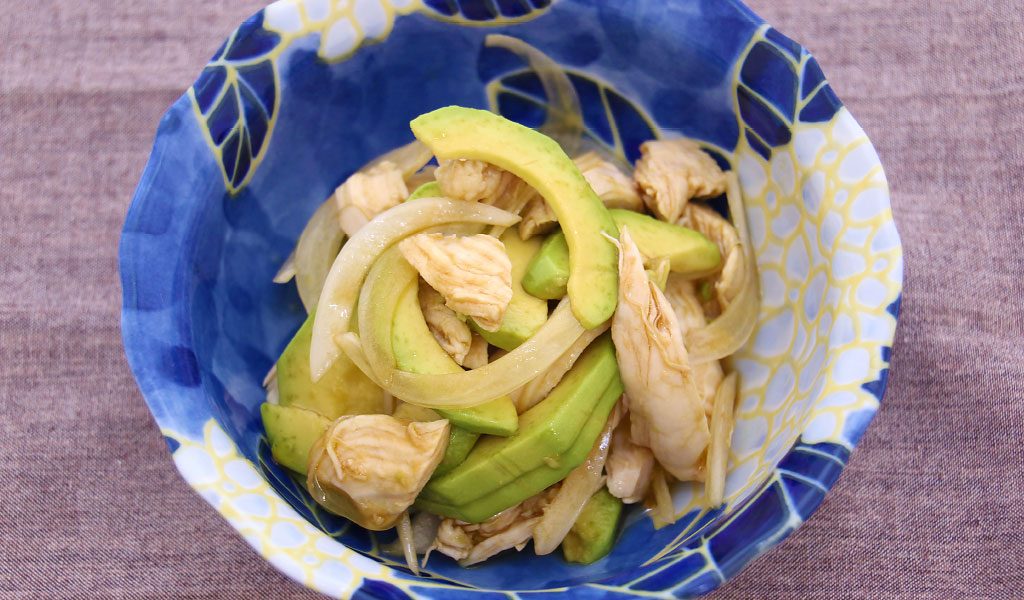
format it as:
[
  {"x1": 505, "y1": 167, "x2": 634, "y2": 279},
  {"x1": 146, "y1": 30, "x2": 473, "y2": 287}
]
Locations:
[
  {"x1": 634, "y1": 139, "x2": 727, "y2": 223},
  {"x1": 679, "y1": 203, "x2": 745, "y2": 310},
  {"x1": 435, "y1": 159, "x2": 536, "y2": 215},
  {"x1": 575, "y1": 151, "x2": 643, "y2": 211},
  {"x1": 518, "y1": 197, "x2": 559, "y2": 240},
  {"x1": 306, "y1": 415, "x2": 449, "y2": 531},
  {"x1": 608, "y1": 227, "x2": 710, "y2": 482},
  {"x1": 399, "y1": 233, "x2": 513, "y2": 332},
  {"x1": 427, "y1": 488, "x2": 557, "y2": 566},
  {"x1": 462, "y1": 333, "x2": 490, "y2": 369},
  {"x1": 418, "y1": 283, "x2": 473, "y2": 365},
  {"x1": 605, "y1": 407, "x2": 655, "y2": 503},
  {"x1": 334, "y1": 161, "x2": 409, "y2": 236},
  {"x1": 663, "y1": 275, "x2": 725, "y2": 414}
]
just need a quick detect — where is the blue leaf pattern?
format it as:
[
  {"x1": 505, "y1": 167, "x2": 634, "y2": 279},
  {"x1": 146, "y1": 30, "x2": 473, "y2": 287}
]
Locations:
[
  {"x1": 190, "y1": 11, "x2": 280, "y2": 193},
  {"x1": 736, "y1": 27, "x2": 843, "y2": 157}
]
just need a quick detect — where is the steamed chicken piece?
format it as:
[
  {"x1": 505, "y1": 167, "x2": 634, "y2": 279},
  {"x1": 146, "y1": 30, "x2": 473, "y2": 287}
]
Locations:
[
  {"x1": 574, "y1": 151, "x2": 643, "y2": 211},
  {"x1": 633, "y1": 139, "x2": 727, "y2": 223},
  {"x1": 462, "y1": 333, "x2": 490, "y2": 370},
  {"x1": 679, "y1": 203, "x2": 745, "y2": 309},
  {"x1": 608, "y1": 227, "x2": 710, "y2": 482},
  {"x1": 517, "y1": 152, "x2": 641, "y2": 239},
  {"x1": 307, "y1": 415, "x2": 449, "y2": 531},
  {"x1": 334, "y1": 160, "x2": 409, "y2": 236},
  {"x1": 399, "y1": 233, "x2": 514, "y2": 332},
  {"x1": 664, "y1": 275, "x2": 725, "y2": 414},
  {"x1": 518, "y1": 197, "x2": 559, "y2": 240},
  {"x1": 428, "y1": 488, "x2": 557, "y2": 566},
  {"x1": 605, "y1": 408, "x2": 655, "y2": 504},
  {"x1": 435, "y1": 159, "x2": 537, "y2": 215},
  {"x1": 418, "y1": 284, "x2": 473, "y2": 366}
]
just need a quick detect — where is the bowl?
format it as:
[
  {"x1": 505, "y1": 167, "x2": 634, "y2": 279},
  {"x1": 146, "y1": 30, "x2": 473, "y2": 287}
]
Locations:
[{"x1": 120, "y1": 0, "x2": 903, "y2": 596}]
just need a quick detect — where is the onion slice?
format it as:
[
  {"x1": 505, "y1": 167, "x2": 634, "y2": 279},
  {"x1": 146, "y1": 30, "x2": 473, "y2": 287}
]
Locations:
[
  {"x1": 649, "y1": 467, "x2": 676, "y2": 529},
  {"x1": 349, "y1": 298, "x2": 586, "y2": 409},
  {"x1": 485, "y1": 34, "x2": 584, "y2": 156},
  {"x1": 273, "y1": 251, "x2": 296, "y2": 283},
  {"x1": 363, "y1": 139, "x2": 434, "y2": 180},
  {"x1": 705, "y1": 372, "x2": 738, "y2": 507},
  {"x1": 511, "y1": 323, "x2": 609, "y2": 413},
  {"x1": 309, "y1": 198, "x2": 520, "y2": 381},
  {"x1": 686, "y1": 173, "x2": 761, "y2": 364},
  {"x1": 532, "y1": 409, "x2": 619, "y2": 555},
  {"x1": 395, "y1": 511, "x2": 420, "y2": 576},
  {"x1": 294, "y1": 197, "x2": 346, "y2": 312}
]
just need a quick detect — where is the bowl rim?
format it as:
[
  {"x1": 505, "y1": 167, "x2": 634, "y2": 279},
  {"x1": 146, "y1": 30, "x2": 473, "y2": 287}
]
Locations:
[{"x1": 119, "y1": 0, "x2": 903, "y2": 597}]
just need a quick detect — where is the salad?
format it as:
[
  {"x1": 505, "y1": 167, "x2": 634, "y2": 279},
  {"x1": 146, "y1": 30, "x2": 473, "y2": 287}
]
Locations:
[{"x1": 262, "y1": 38, "x2": 759, "y2": 572}]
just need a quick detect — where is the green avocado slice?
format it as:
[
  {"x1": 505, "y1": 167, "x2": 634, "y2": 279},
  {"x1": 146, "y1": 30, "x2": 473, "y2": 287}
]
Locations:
[
  {"x1": 276, "y1": 310, "x2": 386, "y2": 419},
  {"x1": 523, "y1": 210, "x2": 721, "y2": 299},
  {"x1": 390, "y1": 278, "x2": 518, "y2": 437},
  {"x1": 521, "y1": 231, "x2": 571, "y2": 300},
  {"x1": 406, "y1": 181, "x2": 441, "y2": 201},
  {"x1": 562, "y1": 487, "x2": 623, "y2": 564},
  {"x1": 260, "y1": 403, "x2": 331, "y2": 475},
  {"x1": 470, "y1": 229, "x2": 548, "y2": 350},
  {"x1": 415, "y1": 367, "x2": 623, "y2": 522},
  {"x1": 410, "y1": 106, "x2": 619, "y2": 329},
  {"x1": 419, "y1": 334, "x2": 621, "y2": 511}
]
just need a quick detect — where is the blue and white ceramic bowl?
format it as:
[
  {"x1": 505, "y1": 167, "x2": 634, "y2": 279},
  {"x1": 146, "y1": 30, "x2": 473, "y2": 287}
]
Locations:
[{"x1": 120, "y1": 0, "x2": 902, "y2": 596}]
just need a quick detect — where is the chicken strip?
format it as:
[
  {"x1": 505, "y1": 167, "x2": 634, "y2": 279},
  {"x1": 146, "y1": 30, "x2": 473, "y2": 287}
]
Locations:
[
  {"x1": 418, "y1": 284, "x2": 473, "y2": 366},
  {"x1": 399, "y1": 233, "x2": 513, "y2": 332},
  {"x1": 679, "y1": 203, "x2": 745, "y2": 310},
  {"x1": 608, "y1": 227, "x2": 710, "y2": 482},
  {"x1": 334, "y1": 160, "x2": 409, "y2": 236},
  {"x1": 634, "y1": 139, "x2": 727, "y2": 223},
  {"x1": 605, "y1": 408, "x2": 655, "y2": 504},
  {"x1": 435, "y1": 158, "x2": 537, "y2": 215},
  {"x1": 307, "y1": 415, "x2": 449, "y2": 531}
]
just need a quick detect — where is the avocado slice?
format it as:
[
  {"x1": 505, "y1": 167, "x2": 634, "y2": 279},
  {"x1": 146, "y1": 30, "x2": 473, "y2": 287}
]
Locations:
[
  {"x1": 416, "y1": 372, "x2": 622, "y2": 522},
  {"x1": 469, "y1": 229, "x2": 548, "y2": 350},
  {"x1": 407, "y1": 181, "x2": 440, "y2": 201},
  {"x1": 419, "y1": 334, "x2": 621, "y2": 509},
  {"x1": 260, "y1": 403, "x2": 331, "y2": 474},
  {"x1": 411, "y1": 106, "x2": 619, "y2": 329},
  {"x1": 392, "y1": 402, "x2": 480, "y2": 478},
  {"x1": 609, "y1": 209, "x2": 721, "y2": 275},
  {"x1": 523, "y1": 210, "x2": 721, "y2": 300},
  {"x1": 562, "y1": 488, "x2": 623, "y2": 564},
  {"x1": 521, "y1": 231, "x2": 571, "y2": 300},
  {"x1": 391, "y1": 280, "x2": 518, "y2": 437},
  {"x1": 433, "y1": 427, "x2": 479, "y2": 478},
  {"x1": 276, "y1": 310, "x2": 386, "y2": 419}
]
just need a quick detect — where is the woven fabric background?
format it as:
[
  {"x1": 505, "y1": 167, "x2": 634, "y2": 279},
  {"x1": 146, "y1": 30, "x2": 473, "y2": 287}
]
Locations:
[{"x1": 1, "y1": 1, "x2": 1022, "y2": 598}]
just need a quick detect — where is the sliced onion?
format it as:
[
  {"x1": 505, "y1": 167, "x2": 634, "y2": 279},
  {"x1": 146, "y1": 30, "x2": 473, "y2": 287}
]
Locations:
[
  {"x1": 363, "y1": 139, "x2": 433, "y2": 180},
  {"x1": 485, "y1": 34, "x2": 584, "y2": 156},
  {"x1": 396, "y1": 511, "x2": 420, "y2": 575},
  {"x1": 686, "y1": 173, "x2": 761, "y2": 364},
  {"x1": 705, "y1": 372, "x2": 738, "y2": 507},
  {"x1": 351, "y1": 299, "x2": 586, "y2": 409},
  {"x1": 309, "y1": 198, "x2": 520, "y2": 381},
  {"x1": 295, "y1": 197, "x2": 346, "y2": 312},
  {"x1": 273, "y1": 251, "x2": 296, "y2": 283},
  {"x1": 532, "y1": 411, "x2": 618, "y2": 555},
  {"x1": 511, "y1": 323, "x2": 609, "y2": 413},
  {"x1": 649, "y1": 467, "x2": 676, "y2": 529}
]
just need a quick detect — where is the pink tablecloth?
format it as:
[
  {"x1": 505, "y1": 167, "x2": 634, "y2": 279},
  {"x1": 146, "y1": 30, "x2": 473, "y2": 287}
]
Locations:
[{"x1": 1, "y1": 1, "x2": 1022, "y2": 597}]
